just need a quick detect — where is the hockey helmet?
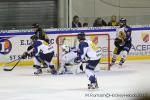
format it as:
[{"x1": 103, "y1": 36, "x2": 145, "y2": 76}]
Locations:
[
  {"x1": 31, "y1": 23, "x2": 39, "y2": 28},
  {"x1": 77, "y1": 32, "x2": 85, "y2": 41},
  {"x1": 119, "y1": 18, "x2": 126, "y2": 26},
  {"x1": 61, "y1": 44, "x2": 70, "y2": 52}
]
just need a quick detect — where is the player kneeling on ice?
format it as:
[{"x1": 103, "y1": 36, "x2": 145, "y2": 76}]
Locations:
[
  {"x1": 58, "y1": 45, "x2": 84, "y2": 74},
  {"x1": 110, "y1": 18, "x2": 132, "y2": 67},
  {"x1": 58, "y1": 44, "x2": 77, "y2": 74},
  {"x1": 74, "y1": 33, "x2": 101, "y2": 89},
  {"x1": 21, "y1": 35, "x2": 57, "y2": 75}
]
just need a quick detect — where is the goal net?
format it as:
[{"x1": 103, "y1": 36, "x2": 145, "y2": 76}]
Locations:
[{"x1": 56, "y1": 33, "x2": 110, "y2": 71}]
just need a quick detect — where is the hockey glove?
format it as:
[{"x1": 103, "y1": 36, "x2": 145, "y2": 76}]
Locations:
[
  {"x1": 21, "y1": 52, "x2": 29, "y2": 59},
  {"x1": 27, "y1": 45, "x2": 33, "y2": 51},
  {"x1": 74, "y1": 57, "x2": 81, "y2": 64},
  {"x1": 114, "y1": 38, "x2": 124, "y2": 47},
  {"x1": 28, "y1": 52, "x2": 34, "y2": 57}
]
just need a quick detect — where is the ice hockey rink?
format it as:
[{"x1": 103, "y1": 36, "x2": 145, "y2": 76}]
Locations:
[{"x1": 0, "y1": 60, "x2": 150, "y2": 100}]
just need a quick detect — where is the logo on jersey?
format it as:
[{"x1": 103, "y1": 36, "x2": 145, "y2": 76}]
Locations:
[
  {"x1": 90, "y1": 36, "x2": 98, "y2": 45},
  {"x1": 141, "y1": 33, "x2": 149, "y2": 43},
  {"x1": 0, "y1": 37, "x2": 12, "y2": 55}
]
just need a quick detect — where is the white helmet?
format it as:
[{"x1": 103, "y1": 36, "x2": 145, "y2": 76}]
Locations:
[{"x1": 61, "y1": 44, "x2": 70, "y2": 52}]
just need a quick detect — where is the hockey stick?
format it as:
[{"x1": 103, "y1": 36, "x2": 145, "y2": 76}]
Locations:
[
  {"x1": 1, "y1": 58, "x2": 20, "y2": 66},
  {"x1": 3, "y1": 58, "x2": 21, "y2": 71}
]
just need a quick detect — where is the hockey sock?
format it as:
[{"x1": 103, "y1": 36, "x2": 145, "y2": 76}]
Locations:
[
  {"x1": 111, "y1": 54, "x2": 117, "y2": 63},
  {"x1": 119, "y1": 51, "x2": 127, "y2": 65},
  {"x1": 121, "y1": 50, "x2": 127, "y2": 59},
  {"x1": 89, "y1": 76, "x2": 96, "y2": 83}
]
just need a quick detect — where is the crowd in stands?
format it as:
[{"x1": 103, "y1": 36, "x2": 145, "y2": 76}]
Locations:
[{"x1": 72, "y1": 15, "x2": 119, "y2": 28}]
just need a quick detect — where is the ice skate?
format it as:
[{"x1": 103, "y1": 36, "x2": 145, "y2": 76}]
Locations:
[
  {"x1": 88, "y1": 79, "x2": 99, "y2": 89},
  {"x1": 58, "y1": 68, "x2": 65, "y2": 75},
  {"x1": 118, "y1": 58, "x2": 125, "y2": 67},
  {"x1": 88, "y1": 82, "x2": 99, "y2": 89},
  {"x1": 109, "y1": 62, "x2": 115, "y2": 67},
  {"x1": 51, "y1": 69, "x2": 57, "y2": 75},
  {"x1": 118, "y1": 62, "x2": 123, "y2": 66},
  {"x1": 48, "y1": 65, "x2": 57, "y2": 75},
  {"x1": 34, "y1": 69, "x2": 42, "y2": 75},
  {"x1": 58, "y1": 66, "x2": 66, "y2": 75}
]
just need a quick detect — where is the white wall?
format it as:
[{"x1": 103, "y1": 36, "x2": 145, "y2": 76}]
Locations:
[
  {"x1": 58, "y1": 0, "x2": 67, "y2": 28},
  {"x1": 59, "y1": 0, "x2": 150, "y2": 27}
]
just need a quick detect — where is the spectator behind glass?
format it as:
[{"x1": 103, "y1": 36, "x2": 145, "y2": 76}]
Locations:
[
  {"x1": 93, "y1": 17, "x2": 107, "y2": 27},
  {"x1": 83, "y1": 22, "x2": 88, "y2": 27},
  {"x1": 108, "y1": 15, "x2": 119, "y2": 26},
  {"x1": 72, "y1": 15, "x2": 82, "y2": 28}
]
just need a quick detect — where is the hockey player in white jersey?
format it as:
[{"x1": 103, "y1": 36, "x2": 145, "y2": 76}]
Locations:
[
  {"x1": 22, "y1": 35, "x2": 57, "y2": 75},
  {"x1": 75, "y1": 33, "x2": 101, "y2": 89},
  {"x1": 58, "y1": 45, "x2": 78, "y2": 74}
]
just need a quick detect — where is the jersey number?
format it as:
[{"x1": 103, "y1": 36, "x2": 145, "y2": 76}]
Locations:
[{"x1": 119, "y1": 31, "x2": 126, "y2": 40}]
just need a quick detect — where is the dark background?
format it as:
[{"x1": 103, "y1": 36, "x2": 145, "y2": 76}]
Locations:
[{"x1": 0, "y1": 0, "x2": 58, "y2": 29}]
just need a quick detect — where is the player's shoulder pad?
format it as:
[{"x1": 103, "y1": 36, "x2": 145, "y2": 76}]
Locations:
[
  {"x1": 79, "y1": 41, "x2": 89, "y2": 48},
  {"x1": 125, "y1": 25, "x2": 131, "y2": 29},
  {"x1": 124, "y1": 25, "x2": 132, "y2": 32},
  {"x1": 33, "y1": 40, "x2": 42, "y2": 47}
]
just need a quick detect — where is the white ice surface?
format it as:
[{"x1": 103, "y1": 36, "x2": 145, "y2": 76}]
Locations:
[{"x1": 0, "y1": 60, "x2": 150, "y2": 100}]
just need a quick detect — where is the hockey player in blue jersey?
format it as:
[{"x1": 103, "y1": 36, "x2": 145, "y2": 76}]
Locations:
[
  {"x1": 22, "y1": 35, "x2": 57, "y2": 75},
  {"x1": 75, "y1": 33, "x2": 101, "y2": 89},
  {"x1": 110, "y1": 18, "x2": 132, "y2": 66}
]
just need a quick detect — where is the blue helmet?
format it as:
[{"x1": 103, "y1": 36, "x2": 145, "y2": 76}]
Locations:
[
  {"x1": 119, "y1": 18, "x2": 126, "y2": 26},
  {"x1": 77, "y1": 32, "x2": 85, "y2": 41}
]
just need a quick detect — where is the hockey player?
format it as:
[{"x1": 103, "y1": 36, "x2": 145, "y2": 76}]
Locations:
[
  {"x1": 58, "y1": 44, "x2": 78, "y2": 74},
  {"x1": 27, "y1": 23, "x2": 50, "y2": 68},
  {"x1": 22, "y1": 35, "x2": 57, "y2": 75},
  {"x1": 110, "y1": 18, "x2": 132, "y2": 66},
  {"x1": 75, "y1": 33, "x2": 101, "y2": 89}
]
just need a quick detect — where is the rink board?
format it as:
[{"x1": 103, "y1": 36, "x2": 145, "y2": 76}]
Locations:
[{"x1": 0, "y1": 26, "x2": 150, "y2": 66}]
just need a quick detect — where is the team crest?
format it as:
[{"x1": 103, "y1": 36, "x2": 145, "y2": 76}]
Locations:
[
  {"x1": 0, "y1": 37, "x2": 12, "y2": 55},
  {"x1": 141, "y1": 33, "x2": 149, "y2": 43}
]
